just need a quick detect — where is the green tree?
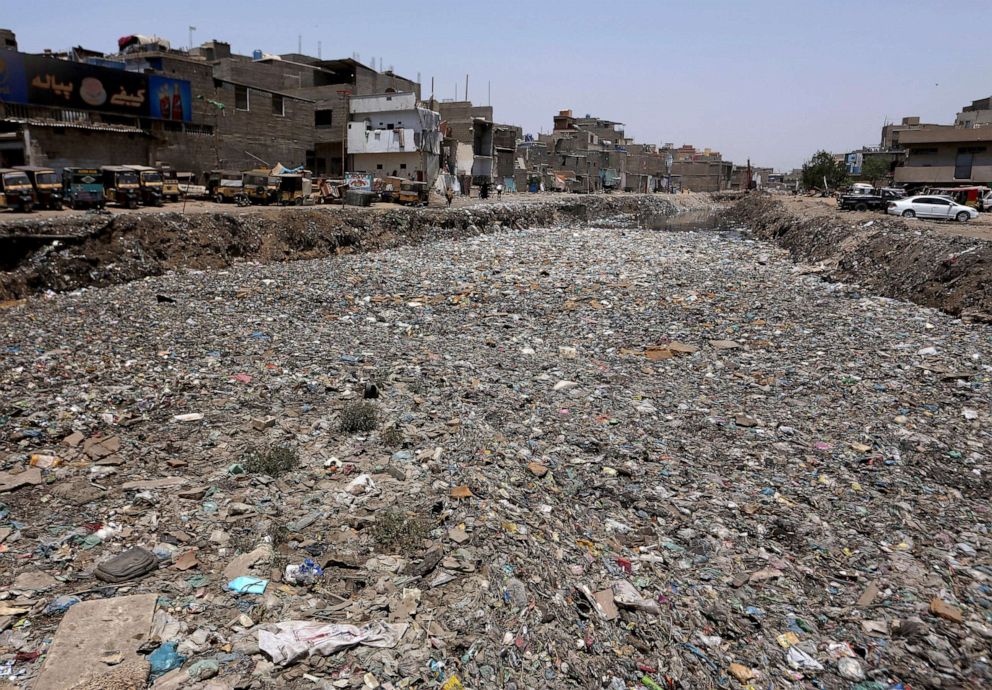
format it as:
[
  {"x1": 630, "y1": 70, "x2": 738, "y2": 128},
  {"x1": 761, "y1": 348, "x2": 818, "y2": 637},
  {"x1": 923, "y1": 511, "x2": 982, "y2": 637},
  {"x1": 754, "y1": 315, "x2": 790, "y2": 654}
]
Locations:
[
  {"x1": 801, "y1": 150, "x2": 849, "y2": 191},
  {"x1": 859, "y1": 156, "x2": 891, "y2": 185}
]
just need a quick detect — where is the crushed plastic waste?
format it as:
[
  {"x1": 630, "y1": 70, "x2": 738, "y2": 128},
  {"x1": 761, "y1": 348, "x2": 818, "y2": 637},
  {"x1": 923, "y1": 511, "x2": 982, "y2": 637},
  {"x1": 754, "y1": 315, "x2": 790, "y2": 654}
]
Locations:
[{"x1": 0, "y1": 195, "x2": 990, "y2": 688}]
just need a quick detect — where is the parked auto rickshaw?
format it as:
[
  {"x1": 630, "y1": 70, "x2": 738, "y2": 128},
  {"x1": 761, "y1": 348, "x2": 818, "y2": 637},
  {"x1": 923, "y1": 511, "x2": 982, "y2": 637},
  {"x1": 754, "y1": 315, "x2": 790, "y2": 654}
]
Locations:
[
  {"x1": 242, "y1": 170, "x2": 280, "y2": 205},
  {"x1": 206, "y1": 169, "x2": 247, "y2": 205},
  {"x1": 381, "y1": 176, "x2": 404, "y2": 203},
  {"x1": 124, "y1": 165, "x2": 164, "y2": 206},
  {"x1": 100, "y1": 166, "x2": 140, "y2": 208},
  {"x1": 14, "y1": 166, "x2": 62, "y2": 210},
  {"x1": 161, "y1": 168, "x2": 182, "y2": 202},
  {"x1": 398, "y1": 180, "x2": 428, "y2": 206},
  {"x1": 925, "y1": 186, "x2": 991, "y2": 210},
  {"x1": 0, "y1": 168, "x2": 36, "y2": 212},
  {"x1": 275, "y1": 173, "x2": 313, "y2": 205},
  {"x1": 62, "y1": 168, "x2": 105, "y2": 209}
]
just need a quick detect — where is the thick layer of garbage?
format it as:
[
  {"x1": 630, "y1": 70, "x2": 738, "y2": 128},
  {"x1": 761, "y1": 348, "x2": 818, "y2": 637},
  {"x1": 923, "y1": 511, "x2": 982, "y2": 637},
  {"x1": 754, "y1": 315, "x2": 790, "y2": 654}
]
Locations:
[
  {"x1": 726, "y1": 194, "x2": 992, "y2": 323},
  {"x1": 0, "y1": 194, "x2": 712, "y2": 302},
  {"x1": 1, "y1": 207, "x2": 990, "y2": 690}
]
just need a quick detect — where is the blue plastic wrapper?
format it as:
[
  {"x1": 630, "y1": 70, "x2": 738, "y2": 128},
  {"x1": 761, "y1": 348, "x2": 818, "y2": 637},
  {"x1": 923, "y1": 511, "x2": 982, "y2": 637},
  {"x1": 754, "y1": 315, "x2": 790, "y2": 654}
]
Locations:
[
  {"x1": 226, "y1": 576, "x2": 268, "y2": 594},
  {"x1": 148, "y1": 641, "x2": 186, "y2": 678}
]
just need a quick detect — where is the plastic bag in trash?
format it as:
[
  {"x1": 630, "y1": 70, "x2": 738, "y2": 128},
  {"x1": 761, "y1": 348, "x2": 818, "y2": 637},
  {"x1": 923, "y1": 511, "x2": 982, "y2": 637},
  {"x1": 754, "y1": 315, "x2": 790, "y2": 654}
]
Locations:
[{"x1": 258, "y1": 620, "x2": 409, "y2": 665}]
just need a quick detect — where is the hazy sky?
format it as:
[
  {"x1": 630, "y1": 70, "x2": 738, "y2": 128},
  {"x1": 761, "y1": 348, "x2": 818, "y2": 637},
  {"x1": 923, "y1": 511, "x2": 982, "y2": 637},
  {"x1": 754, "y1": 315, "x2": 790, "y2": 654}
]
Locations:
[{"x1": 5, "y1": 0, "x2": 991, "y2": 170}]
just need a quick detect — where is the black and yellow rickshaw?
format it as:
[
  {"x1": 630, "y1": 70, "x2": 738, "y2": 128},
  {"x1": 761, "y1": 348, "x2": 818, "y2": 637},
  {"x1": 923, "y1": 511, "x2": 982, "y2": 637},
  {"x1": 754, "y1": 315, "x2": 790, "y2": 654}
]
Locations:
[
  {"x1": 124, "y1": 165, "x2": 164, "y2": 206},
  {"x1": 0, "y1": 168, "x2": 36, "y2": 213},
  {"x1": 100, "y1": 166, "x2": 140, "y2": 208},
  {"x1": 14, "y1": 166, "x2": 62, "y2": 210}
]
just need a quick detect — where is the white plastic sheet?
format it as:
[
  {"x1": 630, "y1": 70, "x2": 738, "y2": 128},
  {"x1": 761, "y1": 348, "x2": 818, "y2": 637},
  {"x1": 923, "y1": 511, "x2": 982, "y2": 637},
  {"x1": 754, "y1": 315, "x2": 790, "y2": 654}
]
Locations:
[{"x1": 258, "y1": 621, "x2": 409, "y2": 666}]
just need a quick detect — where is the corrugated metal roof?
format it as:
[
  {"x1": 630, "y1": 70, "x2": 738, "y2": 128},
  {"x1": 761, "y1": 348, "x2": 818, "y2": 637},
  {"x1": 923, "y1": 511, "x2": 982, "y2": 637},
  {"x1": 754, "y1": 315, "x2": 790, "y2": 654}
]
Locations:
[{"x1": 2, "y1": 117, "x2": 148, "y2": 135}]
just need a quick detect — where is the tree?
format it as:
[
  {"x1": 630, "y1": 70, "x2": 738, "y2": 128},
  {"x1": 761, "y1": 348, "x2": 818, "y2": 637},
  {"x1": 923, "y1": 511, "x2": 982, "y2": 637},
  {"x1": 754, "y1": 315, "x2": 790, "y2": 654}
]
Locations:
[
  {"x1": 859, "y1": 156, "x2": 891, "y2": 186},
  {"x1": 801, "y1": 150, "x2": 849, "y2": 191}
]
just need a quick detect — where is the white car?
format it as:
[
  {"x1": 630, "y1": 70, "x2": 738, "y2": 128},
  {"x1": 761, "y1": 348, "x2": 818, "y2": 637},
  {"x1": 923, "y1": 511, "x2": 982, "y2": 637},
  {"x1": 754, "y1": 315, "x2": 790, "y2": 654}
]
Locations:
[{"x1": 887, "y1": 195, "x2": 978, "y2": 222}]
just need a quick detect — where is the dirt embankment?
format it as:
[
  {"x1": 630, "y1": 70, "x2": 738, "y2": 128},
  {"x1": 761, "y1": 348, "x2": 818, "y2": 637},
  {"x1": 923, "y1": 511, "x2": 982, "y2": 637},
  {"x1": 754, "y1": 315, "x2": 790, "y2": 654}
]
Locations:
[
  {"x1": 0, "y1": 194, "x2": 712, "y2": 301},
  {"x1": 726, "y1": 194, "x2": 992, "y2": 321}
]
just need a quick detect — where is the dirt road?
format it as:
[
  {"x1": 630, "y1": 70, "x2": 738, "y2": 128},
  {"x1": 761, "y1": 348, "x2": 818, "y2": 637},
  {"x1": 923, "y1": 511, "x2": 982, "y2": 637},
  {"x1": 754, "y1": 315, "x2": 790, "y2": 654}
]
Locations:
[{"x1": 781, "y1": 194, "x2": 992, "y2": 241}]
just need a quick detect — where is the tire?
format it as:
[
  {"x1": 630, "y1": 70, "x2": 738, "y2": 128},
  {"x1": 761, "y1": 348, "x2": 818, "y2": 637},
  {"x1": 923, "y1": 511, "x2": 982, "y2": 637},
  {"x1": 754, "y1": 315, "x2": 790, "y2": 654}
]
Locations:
[
  {"x1": 902, "y1": 210, "x2": 915, "y2": 218},
  {"x1": 956, "y1": 211, "x2": 970, "y2": 222},
  {"x1": 214, "y1": 193, "x2": 224, "y2": 204},
  {"x1": 854, "y1": 202, "x2": 868, "y2": 212}
]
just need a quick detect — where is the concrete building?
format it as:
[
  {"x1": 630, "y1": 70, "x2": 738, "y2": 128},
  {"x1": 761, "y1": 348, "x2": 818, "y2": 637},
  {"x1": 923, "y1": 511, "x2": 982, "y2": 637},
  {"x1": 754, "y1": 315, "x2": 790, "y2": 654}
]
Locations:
[
  {"x1": 955, "y1": 97, "x2": 992, "y2": 129},
  {"x1": 347, "y1": 92, "x2": 441, "y2": 184},
  {"x1": 893, "y1": 126, "x2": 992, "y2": 188},
  {"x1": 880, "y1": 116, "x2": 942, "y2": 150},
  {"x1": 671, "y1": 159, "x2": 732, "y2": 192},
  {"x1": 0, "y1": 30, "x2": 420, "y2": 177}
]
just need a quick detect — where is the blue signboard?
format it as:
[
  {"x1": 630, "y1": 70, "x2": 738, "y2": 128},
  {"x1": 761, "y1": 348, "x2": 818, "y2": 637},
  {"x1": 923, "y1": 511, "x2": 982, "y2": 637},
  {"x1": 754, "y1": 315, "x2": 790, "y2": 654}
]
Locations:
[
  {"x1": 148, "y1": 75, "x2": 192, "y2": 122},
  {"x1": 0, "y1": 50, "x2": 28, "y2": 104}
]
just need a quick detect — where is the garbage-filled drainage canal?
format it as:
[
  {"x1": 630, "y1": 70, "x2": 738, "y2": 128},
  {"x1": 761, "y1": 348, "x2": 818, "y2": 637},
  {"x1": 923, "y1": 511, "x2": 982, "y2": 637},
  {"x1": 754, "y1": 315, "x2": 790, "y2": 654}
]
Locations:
[{"x1": 0, "y1": 219, "x2": 989, "y2": 688}]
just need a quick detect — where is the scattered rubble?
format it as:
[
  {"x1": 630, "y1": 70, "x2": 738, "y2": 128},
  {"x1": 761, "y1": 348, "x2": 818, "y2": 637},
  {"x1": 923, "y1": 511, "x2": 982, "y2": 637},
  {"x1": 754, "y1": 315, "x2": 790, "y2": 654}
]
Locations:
[
  {"x1": 0, "y1": 194, "x2": 712, "y2": 301},
  {"x1": 727, "y1": 194, "x2": 992, "y2": 322},
  {"x1": 0, "y1": 200, "x2": 990, "y2": 688}
]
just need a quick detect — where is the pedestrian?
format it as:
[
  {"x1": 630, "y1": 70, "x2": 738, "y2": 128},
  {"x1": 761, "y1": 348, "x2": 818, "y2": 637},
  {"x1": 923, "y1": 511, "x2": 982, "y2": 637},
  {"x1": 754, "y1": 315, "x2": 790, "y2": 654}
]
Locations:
[
  {"x1": 496, "y1": 183, "x2": 503, "y2": 199},
  {"x1": 445, "y1": 187, "x2": 454, "y2": 207},
  {"x1": 480, "y1": 181, "x2": 489, "y2": 200}
]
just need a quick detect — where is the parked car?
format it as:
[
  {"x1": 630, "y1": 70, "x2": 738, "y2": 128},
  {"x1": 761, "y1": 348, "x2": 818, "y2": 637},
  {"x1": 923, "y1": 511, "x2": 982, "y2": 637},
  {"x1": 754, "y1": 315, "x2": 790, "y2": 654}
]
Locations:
[
  {"x1": 838, "y1": 186, "x2": 904, "y2": 211},
  {"x1": 886, "y1": 195, "x2": 978, "y2": 222}
]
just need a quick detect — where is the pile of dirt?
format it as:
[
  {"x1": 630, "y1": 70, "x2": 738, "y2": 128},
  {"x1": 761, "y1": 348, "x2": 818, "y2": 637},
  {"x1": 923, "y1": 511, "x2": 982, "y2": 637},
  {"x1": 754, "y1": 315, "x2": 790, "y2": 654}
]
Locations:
[
  {"x1": 0, "y1": 194, "x2": 712, "y2": 301},
  {"x1": 725, "y1": 194, "x2": 992, "y2": 321}
]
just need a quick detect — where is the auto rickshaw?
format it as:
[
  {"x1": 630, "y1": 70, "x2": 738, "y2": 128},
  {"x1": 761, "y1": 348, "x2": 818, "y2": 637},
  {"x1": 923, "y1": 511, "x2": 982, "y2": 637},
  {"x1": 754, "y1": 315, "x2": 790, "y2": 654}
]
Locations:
[
  {"x1": 242, "y1": 170, "x2": 280, "y2": 205},
  {"x1": 398, "y1": 180, "x2": 428, "y2": 206},
  {"x1": 15, "y1": 166, "x2": 62, "y2": 210},
  {"x1": 275, "y1": 172, "x2": 313, "y2": 205},
  {"x1": 100, "y1": 166, "x2": 140, "y2": 208},
  {"x1": 62, "y1": 168, "x2": 105, "y2": 209},
  {"x1": 161, "y1": 168, "x2": 182, "y2": 202},
  {"x1": 206, "y1": 169, "x2": 247, "y2": 205},
  {"x1": 381, "y1": 176, "x2": 404, "y2": 203},
  {"x1": 124, "y1": 165, "x2": 164, "y2": 206},
  {"x1": 0, "y1": 168, "x2": 36, "y2": 213}
]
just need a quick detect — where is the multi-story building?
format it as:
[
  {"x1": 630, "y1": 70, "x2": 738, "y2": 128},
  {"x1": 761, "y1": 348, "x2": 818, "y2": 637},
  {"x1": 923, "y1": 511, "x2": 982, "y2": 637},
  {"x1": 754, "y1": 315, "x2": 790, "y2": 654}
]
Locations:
[
  {"x1": 346, "y1": 92, "x2": 441, "y2": 184},
  {"x1": 954, "y1": 97, "x2": 992, "y2": 129},
  {"x1": 0, "y1": 30, "x2": 420, "y2": 177},
  {"x1": 437, "y1": 100, "x2": 520, "y2": 191},
  {"x1": 893, "y1": 126, "x2": 992, "y2": 188}
]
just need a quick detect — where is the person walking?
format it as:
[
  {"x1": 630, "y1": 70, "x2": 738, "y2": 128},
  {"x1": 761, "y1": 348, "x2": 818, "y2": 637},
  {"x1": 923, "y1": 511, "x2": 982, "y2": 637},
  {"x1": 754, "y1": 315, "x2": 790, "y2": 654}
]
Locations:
[
  {"x1": 445, "y1": 187, "x2": 454, "y2": 207},
  {"x1": 496, "y1": 183, "x2": 503, "y2": 199}
]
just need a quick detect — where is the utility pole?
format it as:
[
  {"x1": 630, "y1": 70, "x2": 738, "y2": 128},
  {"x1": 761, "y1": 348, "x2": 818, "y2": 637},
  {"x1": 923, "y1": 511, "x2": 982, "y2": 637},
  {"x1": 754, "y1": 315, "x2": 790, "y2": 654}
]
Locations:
[
  {"x1": 465, "y1": 74, "x2": 469, "y2": 102},
  {"x1": 338, "y1": 89, "x2": 352, "y2": 177}
]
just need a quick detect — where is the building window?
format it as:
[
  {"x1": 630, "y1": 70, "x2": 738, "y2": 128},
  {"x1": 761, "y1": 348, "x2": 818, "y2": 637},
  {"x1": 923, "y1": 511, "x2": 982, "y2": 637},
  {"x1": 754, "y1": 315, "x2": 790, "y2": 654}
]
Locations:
[
  {"x1": 272, "y1": 95, "x2": 284, "y2": 116},
  {"x1": 955, "y1": 151, "x2": 974, "y2": 179},
  {"x1": 376, "y1": 164, "x2": 383, "y2": 170},
  {"x1": 387, "y1": 124, "x2": 394, "y2": 130},
  {"x1": 315, "y1": 109, "x2": 333, "y2": 128},
  {"x1": 235, "y1": 85, "x2": 249, "y2": 111},
  {"x1": 400, "y1": 163, "x2": 407, "y2": 169}
]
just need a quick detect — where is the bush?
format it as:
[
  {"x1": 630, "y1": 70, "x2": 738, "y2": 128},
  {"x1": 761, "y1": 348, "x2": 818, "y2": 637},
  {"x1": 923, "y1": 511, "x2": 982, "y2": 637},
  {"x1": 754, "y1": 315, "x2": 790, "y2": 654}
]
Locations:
[
  {"x1": 242, "y1": 445, "x2": 300, "y2": 477},
  {"x1": 339, "y1": 401, "x2": 379, "y2": 433}
]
